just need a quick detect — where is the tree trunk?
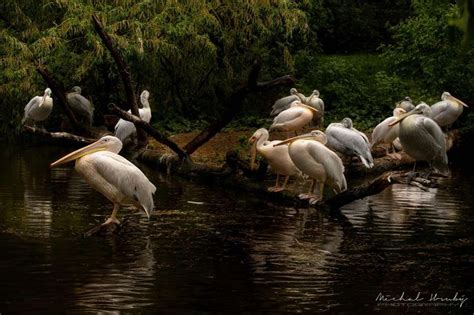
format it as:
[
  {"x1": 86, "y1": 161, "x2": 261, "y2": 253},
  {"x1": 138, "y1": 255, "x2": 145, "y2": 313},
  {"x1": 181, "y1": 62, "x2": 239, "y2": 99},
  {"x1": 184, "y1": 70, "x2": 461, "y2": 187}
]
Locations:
[{"x1": 91, "y1": 13, "x2": 147, "y2": 146}]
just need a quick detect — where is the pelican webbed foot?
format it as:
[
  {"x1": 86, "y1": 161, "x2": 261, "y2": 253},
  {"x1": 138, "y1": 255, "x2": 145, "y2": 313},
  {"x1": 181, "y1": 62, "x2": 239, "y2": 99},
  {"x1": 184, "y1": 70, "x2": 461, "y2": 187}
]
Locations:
[
  {"x1": 102, "y1": 217, "x2": 121, "y2": 226},
  {"x1": 387, "y1": 152, "x2": 402, "y2": 160},
  {"x1": 268, "y1": 186, "x2": 285, "y2": 192}
]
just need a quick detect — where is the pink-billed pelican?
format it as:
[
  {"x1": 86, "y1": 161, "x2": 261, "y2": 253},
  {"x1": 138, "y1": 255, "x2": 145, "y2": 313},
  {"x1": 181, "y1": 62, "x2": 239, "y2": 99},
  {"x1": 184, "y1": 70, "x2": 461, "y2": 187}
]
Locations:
[
  {"x1": 115, "y1": 90, "x2": 152, "y2": 143},
  {"x1": 326, "y1": 118, "x2": 374, "y2": 168},
  {"x1": 430, "y1": 92, "x2": 468, "y2": 128},
  {"x1": 269, "y1": 101, "x2": 318, "y2": 135},
  {"x1": 67, "y1": 86, "x2": 94, "y2": 126},
  {"x1": 249, "y1": 128, "x2": 300, "y2": 192},
  {"x1": 270, "y1": 88, "x2": 305, "y2": 116},
  {"x1": 371, "y1": 108, "x2": 406, "y2": 159},
  {"x1": 396, "y1": 96, "x2": 415, "y2": 112},
  {"x1": 275, "y1": 130, "x2": 347, "y2": 204},
  {"x1": 389, "y1": 103, "x2": 449, "y2": 175},
  {"x1": 22, "y1": 88, "x2": 53, "y2": 125},
  {"x1": 50, "y1": 136, "x2": 156, "y2": 224}
]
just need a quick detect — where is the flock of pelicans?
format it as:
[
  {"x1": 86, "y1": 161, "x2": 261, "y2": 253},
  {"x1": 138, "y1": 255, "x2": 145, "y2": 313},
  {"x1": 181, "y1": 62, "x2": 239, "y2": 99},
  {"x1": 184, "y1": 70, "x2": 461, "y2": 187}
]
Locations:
[{"x1": 21, "y1": 86, "x2": 468, "y2": 224}]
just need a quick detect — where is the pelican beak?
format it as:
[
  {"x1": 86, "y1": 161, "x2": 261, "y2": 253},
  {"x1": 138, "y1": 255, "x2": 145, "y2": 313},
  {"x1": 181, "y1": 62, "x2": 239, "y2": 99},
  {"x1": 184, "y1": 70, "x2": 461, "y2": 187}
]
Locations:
[
  {"x1": 299, "y1": 104, "x2": 318, "y2": 113},
  {"x1": 273, "y1": 134, "x2": 314, "y2": 147},
  {"x1": 50, "y1": 140, "x2": 106, "y2": 167},
  {"x1": 388, "y1": 110, "x2": 418, "y2": 127},
  {"x1": 447, "y1": 94, "x2": 469, "y2": 108},
  {"x1": 39, "y1": 91, "x2": 48, "y2": 107},
  {"x1": 248, "y1": 136, "x2": 258, "y2": 170}
]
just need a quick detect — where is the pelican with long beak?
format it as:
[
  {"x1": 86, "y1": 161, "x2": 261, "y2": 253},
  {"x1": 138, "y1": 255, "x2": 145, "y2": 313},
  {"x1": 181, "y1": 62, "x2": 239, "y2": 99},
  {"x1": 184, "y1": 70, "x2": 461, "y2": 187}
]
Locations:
[
  {"x1": 22, "y1": 88, "x2": 53, "y2": 125},
  {"x1": 269, "y1": 101, "x2": 318, "y2": 136},
  {"x1": 274, "y1": 130, "x2": 347, "y2": 204},
  {"x1": 51, "y1": 136, "x2": 156, "y2": 225},
  {"x1": 430, "y1": 92, "x2": 469, "y2": 128},
  {"x1": 389, "y1": 103, "x2": 449, "y2": 175},
  {"x1": 371, "y1": 108, "x2": 406, "y2": 159},
  {"x1": 249, "y1": 128, "x2": 300, "y2": 192}
]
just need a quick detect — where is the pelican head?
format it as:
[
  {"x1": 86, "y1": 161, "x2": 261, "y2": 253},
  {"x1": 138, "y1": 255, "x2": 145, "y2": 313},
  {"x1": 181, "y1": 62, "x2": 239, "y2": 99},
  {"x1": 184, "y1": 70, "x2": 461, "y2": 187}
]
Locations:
[
  {"x1": 71, "y1": 86, "x2": 82, "y2": 94},
  {"x1": 50, "y1": 136, "x2": 123, "y2": 168},
  {"x1": 40, "y1": 88, "x2": 52, "y2": 107},
  {"x1": 289, "y1": 88, "x2": 298, "y2": 95},
  {"x1": 441, "y1": 91, "x2": 468, "y2": 108},
  {"x1": 248, "y1": 128, "x2": 269, "y2": 170},
  {"x1": 389, "y1": 103, "x2": 432, "y2": 127},
  {"x1": 141, "y1": 90, "x2": 150, "y2": 100},
  {"x1": 311, "y1": 90, "x2": 320, "y2": 97},
  {"x1": 274, "y1": 130, "x2": 327, "y2": 147},
  {"x1": 341, "y1": 117, "x2": 353, "y2": 128}
]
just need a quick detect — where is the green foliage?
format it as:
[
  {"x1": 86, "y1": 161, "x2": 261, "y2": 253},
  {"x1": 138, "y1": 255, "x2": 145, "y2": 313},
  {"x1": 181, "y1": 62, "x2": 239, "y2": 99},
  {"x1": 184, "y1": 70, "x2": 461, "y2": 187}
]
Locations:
[
  {"x1": 1, "y1": 0, "x2": 306, "y2": 133},
  {"x1": 295, "y1": 54, "x2": 410, "y2": 131},
  {"x1": 381, "y1": 0, "x2": 474, "y2": 127}
]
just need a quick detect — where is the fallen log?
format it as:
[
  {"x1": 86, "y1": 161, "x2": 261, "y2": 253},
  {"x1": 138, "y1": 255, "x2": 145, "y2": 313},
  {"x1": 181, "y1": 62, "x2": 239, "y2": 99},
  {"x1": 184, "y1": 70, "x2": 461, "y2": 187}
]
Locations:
[{"x1": 22, "y1": 125, "x2": 95, "y2": 145}]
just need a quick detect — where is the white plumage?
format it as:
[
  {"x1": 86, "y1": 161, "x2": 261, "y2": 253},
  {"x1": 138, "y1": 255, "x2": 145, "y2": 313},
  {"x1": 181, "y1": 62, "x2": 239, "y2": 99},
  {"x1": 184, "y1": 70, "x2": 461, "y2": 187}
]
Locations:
[
  {"x1": 51, "y1": 136, "x2": 156, "y2": 223},
  {"x1": 115, "y1": 90, "x2": 152, "y2": 143},
  {"x1": 22, "y1": 88, "x2": 53, "y2": 125}
]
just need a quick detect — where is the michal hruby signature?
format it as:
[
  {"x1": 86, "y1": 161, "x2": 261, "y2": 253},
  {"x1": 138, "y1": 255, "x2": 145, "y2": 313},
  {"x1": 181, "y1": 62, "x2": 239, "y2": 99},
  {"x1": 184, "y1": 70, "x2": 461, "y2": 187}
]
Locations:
[{"x1": 375, "y1": 291, "x2": 469, "y2": 308}]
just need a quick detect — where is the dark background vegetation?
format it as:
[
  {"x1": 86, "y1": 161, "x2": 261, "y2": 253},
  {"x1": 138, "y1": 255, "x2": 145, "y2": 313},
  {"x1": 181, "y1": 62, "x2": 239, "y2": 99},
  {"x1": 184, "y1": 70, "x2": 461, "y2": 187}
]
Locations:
[{"x1": 1, "y1": 0, "x2": 472, "y2": 139}]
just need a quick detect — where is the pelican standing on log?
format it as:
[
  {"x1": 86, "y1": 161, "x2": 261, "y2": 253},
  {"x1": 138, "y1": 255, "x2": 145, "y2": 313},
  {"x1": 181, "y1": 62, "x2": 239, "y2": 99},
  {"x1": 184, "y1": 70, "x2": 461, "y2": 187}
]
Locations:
[
  {"x1": 275, "y1": 130, "x2": 347, "y2": 204},
  {"x1": 67, "y1": 86, "x2": 94, "y2": 126},
  {"x1": 249, "y1": 128, "x2": 300, "y2": 192},
  {"x1": 389, "y1": 103, "x2": 449, "y2": 175},
  {"x1": 326, "y1": 118, "x2": 374, "y2": 168},
  {"x1": 115, "y1": 90, "x2": 152, "y2": 143},
  {"x1": 371, "y1": 108, "x2": 406, "y2": 159},
  {"x1": 50, "y1": 136, "x2": 156, "y2": 225},
  {"x1": 22, "y1": 88, "x2": 53, "y2": 126},
  {"x1": 269, "y1": 101, "x2": 318, "y2": 136},
  {"x1": 430, "y1": 92, "x2": 469, "y2": 128}
]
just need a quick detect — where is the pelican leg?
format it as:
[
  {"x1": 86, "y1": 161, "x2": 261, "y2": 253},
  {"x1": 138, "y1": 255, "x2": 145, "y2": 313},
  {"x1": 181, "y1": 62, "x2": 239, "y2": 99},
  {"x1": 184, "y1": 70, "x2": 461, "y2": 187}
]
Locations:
[
  {"x1": 309, "y1": 182, "x2": 324, "y2": 205},
  {"x1": 294, "y1": 131, "x2": 298, "y2": 137},
  {"x1": 103, "y1": 204, "x2": 121, "y2": 225},
  {"x1": 299, "y1": 179, "x2": 318, "y2": 201},
  {"x1": 268, "y1": 174, "x2": 281, "y2": 192}
]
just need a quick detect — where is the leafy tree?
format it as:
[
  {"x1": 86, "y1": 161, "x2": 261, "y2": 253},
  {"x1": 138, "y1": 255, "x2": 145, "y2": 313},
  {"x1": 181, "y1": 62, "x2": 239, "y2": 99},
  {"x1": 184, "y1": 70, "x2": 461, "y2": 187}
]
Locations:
[{"x1": 1, "y1": 0, "x2": 307, "y2": 133}]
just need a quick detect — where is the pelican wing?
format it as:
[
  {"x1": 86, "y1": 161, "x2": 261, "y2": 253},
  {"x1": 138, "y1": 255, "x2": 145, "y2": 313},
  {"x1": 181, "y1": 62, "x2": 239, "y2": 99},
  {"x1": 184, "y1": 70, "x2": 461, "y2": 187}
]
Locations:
[
  {"x1": 430, "y1": 101, "x2": 449, "y2": 119},
  {"x1": 270, "y1": 95, "x2": 299, "y2": 116},
  {"x1": 327, "y1": 125, "x2": 374, "y2": 168},
  {"x1": 67, "y1": 93, "x2": 94, "y2": 124},
  {"x1": 114, "y1": 119, "x2": 136, "y2": 141},
  {"x1": 23, "y1": 96, "x2": 41, "y2": 123},
  {"x1": 420, "y1": 117, "x2": 445, "y2": 153},
  {"x1": 91, "y1": 151, "x2": 156, "y2": 214},
  {"x1": 307, "y1": 142, "x2": 347, "y2": 192}
]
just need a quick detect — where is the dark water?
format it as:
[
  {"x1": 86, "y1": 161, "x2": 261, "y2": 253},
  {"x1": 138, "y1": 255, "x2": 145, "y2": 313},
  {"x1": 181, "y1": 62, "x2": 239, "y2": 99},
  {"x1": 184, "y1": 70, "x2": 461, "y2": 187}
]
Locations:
[{"x1": 0, "y1": 144, "x2": 473, "y2": 314}]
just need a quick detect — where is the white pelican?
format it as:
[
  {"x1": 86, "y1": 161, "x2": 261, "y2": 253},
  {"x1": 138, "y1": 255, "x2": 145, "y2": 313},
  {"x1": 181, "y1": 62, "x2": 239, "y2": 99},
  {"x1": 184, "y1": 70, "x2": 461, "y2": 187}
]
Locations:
[
  {"x1": 389, "y1": 103, "x2": 449, "y2": 175},
  {"x1": 306, "y1": 89, "x2": 325, "y2": 128},
  {"x1": 270, "y1": 88, "x2": 305, "y2": 116},
  {"x1": 396, "y1": 96, "x2": 415, "y2": 112},
  {"x1": 66, "y1": 86, "x2": 94, "y2": 126},
  {"x1": 371, "y1": 108, "x2": 406, "y2": 159},
  {"x1": 50, "y1": 136, "x2": 156, "y2": 224},
  {"x1": 269, "y1": 100, "x2": 318, "y2": 135},
  {"x1": 430, "y1": 92, "x2": 468, "y2": 128},
  {"x1": 326, "y1": 118, "x2": 374, "y2": 168},
  {"x1": 115, "y1": 90, "x2": 152, "y2": 143},
  {"x1": 275, "y1": 130, "x2": 346, "y2": 204},
  {"x1": 22, "y1": 88, "x2": 53, "y2": 126},
  {"x1": 248, "y1": 128, "x2": 300, "y2": 192}
]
